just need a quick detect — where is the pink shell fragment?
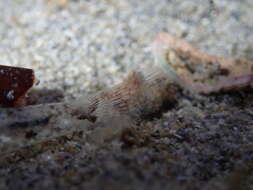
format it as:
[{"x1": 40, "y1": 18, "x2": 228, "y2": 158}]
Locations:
[{"x1": 152, "y1": 33, "x2": 253, "y2": 94}]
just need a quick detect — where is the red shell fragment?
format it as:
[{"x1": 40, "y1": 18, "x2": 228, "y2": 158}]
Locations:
[{"x1": 0, "y1": 65, "x2": 35, "y2": 107}]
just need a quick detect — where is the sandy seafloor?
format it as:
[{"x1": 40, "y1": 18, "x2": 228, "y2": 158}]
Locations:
[{"x1": 0, "y1": 0, "x2": 253, "y2": 189}]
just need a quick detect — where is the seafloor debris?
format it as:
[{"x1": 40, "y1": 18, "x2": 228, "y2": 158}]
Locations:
[
  {"x1": 0, "y1": 65, "x2": 35, "y2": 107},
  {"x1": 152, "y1": 33, "x2": 253, "y2": 94}
]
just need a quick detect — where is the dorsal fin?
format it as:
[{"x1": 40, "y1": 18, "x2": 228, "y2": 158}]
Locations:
[{"x1": 92, "y1": 69, "x2": 178, "y2": 123}]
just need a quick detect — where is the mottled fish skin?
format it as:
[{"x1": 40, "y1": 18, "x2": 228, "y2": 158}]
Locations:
[
  {"x1": 0, "y1": 102, "x2": 94, "y2": 155},
  {"x1": 0, "y1": 69, "x2": 178, "y2": 164}
]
